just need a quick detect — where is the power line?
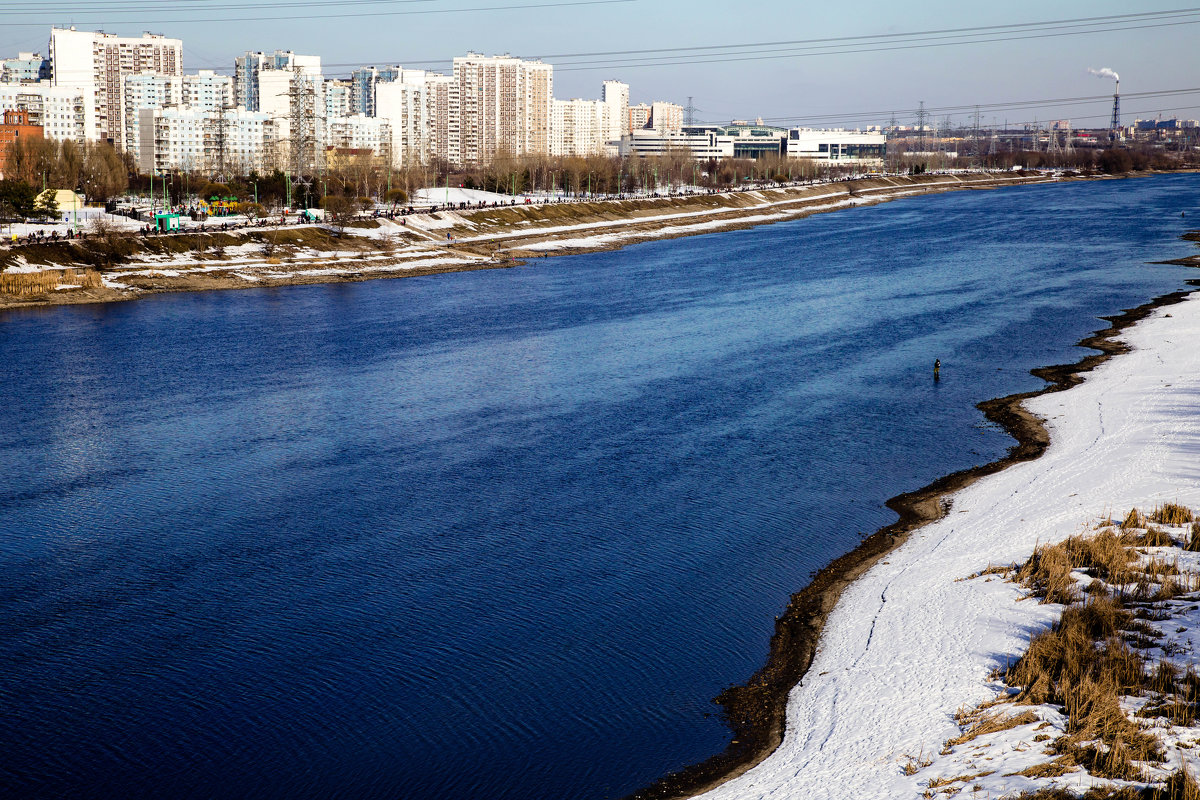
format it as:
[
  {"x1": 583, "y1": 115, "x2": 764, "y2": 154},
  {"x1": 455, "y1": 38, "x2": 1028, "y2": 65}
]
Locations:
[
  {"x1": 3, "y1": 0, "x2": 636, "y2": 25},
  {"x1": 738, "y1": 87, "x2": 1200, "y2": 128},
  {"x1": 552, "y1": 18, "x2": 1200, "y2": 72},
  {"x1": 196, "y1": 8, "x2": 1200, "y2": 74},
  {"x1": 0, "y1": 0, "x2": 433, "y2": 9}
]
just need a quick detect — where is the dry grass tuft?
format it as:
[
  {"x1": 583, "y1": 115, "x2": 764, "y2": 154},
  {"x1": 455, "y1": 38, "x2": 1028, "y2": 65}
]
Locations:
[
  {"x1": 1152, "y1": 504, "x2": 1195, "y2": 526},
  {"x1": 901, "y1": 751, "x2": 933, "y2": 775},
  {"x1": 946, "y1": 710, "x2": 1039, "y2": 747},
  {"x1": 1143, "y1": 527, "x2": 1177, "y2": 547},
  {"x1": 0, "y1": 268, "x2": 101, "y2": 296},
  {"x1": 1007, "y1": 759, "x2": 1076, "y2": 778},
  {"x1": 1123, "y1": 508, "x2": 1145, "y2": 530},
  {"x1": 1187, "y1": 523, "x2": 1200, "y2": 553}
]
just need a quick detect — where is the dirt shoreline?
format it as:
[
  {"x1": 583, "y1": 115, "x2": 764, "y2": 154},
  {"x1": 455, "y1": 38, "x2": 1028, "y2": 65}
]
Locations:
[
  {"x1": 0, "y1": 172, "x2": 1060, "y2": 312},
  {"x1": 622, "y1": 248, "x2": 1200, "y2": 800}
]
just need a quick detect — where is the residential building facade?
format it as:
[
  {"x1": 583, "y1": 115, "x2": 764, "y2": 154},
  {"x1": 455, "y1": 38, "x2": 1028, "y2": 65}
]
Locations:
[
  {"x1": 0, "y1": 84, "x2": 89, "y2": 142},
  {"x1": 453, "y1": 53, "x2": 552, "y2": 164},
  {"x1": 0, "y1": 108, "x2": 43, "y2": 178},
  {"x1": 49, "y1": 27, "x2": 182, "y2": 143},
  {"x1": 1, "y1": 53, "x2": 51, "y2": 84}
]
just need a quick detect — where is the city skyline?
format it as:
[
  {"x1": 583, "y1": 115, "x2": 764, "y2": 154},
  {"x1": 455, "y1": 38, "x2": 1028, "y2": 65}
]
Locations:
[{"x1": 2, "y1": 0, "x2": 1197, "y2": 129}]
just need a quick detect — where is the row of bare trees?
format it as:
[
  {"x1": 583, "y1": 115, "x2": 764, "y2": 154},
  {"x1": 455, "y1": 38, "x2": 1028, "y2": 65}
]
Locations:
[
  {"x1": 5, "y1": 136, "x2": 129, "y2": 203},
  {"x1": 8, "y1": 132, "x2": 1198, "y2": 219}
]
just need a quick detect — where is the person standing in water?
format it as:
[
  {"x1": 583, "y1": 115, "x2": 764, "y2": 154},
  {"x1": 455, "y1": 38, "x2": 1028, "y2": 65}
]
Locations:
[{"x1": 934, "y1": 359, "x2": 941, "y2": 381}]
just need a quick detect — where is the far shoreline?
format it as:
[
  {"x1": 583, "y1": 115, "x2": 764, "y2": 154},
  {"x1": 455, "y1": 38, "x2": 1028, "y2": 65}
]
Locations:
[{"x1": 0, "y1": 171, "x2": 1070, "y2": 314}]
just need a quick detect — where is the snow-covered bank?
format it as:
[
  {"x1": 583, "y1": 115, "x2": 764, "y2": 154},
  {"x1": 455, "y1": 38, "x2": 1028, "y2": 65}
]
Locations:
[{"x1": 697, "y1": 291, "x2": 1200, "y2": 799}]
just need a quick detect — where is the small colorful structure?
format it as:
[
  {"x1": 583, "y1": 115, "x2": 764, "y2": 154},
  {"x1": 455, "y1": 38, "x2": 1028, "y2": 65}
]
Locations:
[{"x1": 153, "y1": 211, "x2": 180, "y2": 232}]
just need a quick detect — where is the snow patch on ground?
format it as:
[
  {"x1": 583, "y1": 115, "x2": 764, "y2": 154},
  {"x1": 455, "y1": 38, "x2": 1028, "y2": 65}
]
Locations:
[{"x1": 698, "y1": 293, "x2": 1200, "y2": 800}]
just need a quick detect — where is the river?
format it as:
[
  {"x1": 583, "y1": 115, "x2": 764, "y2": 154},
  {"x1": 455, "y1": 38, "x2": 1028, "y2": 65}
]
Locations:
[{"x1": 2, "y1": 174, "x2": 1198, "y2": 799}]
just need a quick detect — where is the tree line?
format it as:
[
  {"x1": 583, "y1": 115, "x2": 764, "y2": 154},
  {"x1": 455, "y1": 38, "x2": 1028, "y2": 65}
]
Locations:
[{"x1": 3, "y1": 132, "x2": 1198, "y2": 222}]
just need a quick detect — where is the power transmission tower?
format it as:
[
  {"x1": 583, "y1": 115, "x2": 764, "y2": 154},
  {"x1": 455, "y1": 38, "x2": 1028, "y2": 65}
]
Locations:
[
  {"x1": 212, "y1": 98, "x2": 236, "y2": 182},
  {"x1": 973, "y1": 105, "x2": 982, "y2": 164},
  {"x1": 916, "y1": 101, "x2": 927, "y2": 154},
  {"x1": 684, "y1": 96, "x2": 698, "y2": 128},
  {"x1": 288, "y1": 68, "x2": 322, "y2": 183}
]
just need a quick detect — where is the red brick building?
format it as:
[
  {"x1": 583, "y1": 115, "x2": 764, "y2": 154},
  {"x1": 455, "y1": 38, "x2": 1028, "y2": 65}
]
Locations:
[{"x1": 0, "y1": 108, "x2": 43, "y2": 180}]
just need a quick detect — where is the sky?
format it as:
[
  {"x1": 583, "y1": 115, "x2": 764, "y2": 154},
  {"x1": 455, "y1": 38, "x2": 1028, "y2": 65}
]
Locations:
[{"x1": 3, "y1": 0, "x2": 1198, "y2": 129}]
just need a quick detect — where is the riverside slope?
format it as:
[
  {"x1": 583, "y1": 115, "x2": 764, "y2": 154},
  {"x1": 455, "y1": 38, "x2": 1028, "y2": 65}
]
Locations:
[
  {"x1": 689, "y1": 287, "x2": 1200, "y2": 797},
  {"x1": 0, "y1": 172, "x2": 1052, "y2": 311}
]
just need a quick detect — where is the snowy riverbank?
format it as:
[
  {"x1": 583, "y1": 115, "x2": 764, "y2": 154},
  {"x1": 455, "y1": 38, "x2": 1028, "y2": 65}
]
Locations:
[
  {"x1": 0, "y1": 173, "x2": 1056, "y2": 310},
  {"x1": 692, "y1": 289, "x2": 1200, "y2": 798}
]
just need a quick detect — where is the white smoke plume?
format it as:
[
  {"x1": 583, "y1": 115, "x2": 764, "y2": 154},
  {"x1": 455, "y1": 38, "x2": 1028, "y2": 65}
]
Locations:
[{"x1": 1089, "y1": 67, "x2": 1120, "y2": 82}]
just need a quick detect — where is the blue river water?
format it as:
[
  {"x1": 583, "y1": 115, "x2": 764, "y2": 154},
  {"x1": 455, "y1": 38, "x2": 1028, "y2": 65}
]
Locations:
[{"x1": 2, "y1": 175, "x2": 1198, "y2": 799}]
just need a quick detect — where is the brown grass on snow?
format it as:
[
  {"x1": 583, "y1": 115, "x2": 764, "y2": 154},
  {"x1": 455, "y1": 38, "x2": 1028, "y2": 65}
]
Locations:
[{"x1": 0, "y1": 268, "x2": 100, "y2": 296}]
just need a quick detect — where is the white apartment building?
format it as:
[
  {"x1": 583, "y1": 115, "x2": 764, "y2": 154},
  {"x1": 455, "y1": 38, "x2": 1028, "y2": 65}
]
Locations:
[
  {"x1": 650, "y1": 101, "x2": 684, "y2": 134},
  {"x1": 121, "y1": 73, "x2": 181, "y2": 158},
  {"x1": 183, "y1": 70, "x2": 233, "y2": 112},
  {"x1": 453, "y1": 53, "x2": 552, "y2": 164},
  {"x1": 786, "y1": 128, "x2": 887, "y2": 164},
  {"x1": 375, "y1": 69, "x2": 460, "y2": 167},
  {"x1": 0, "y1": 84, "x2": 89, "y2": 141},
  {"x1": 350, "y1": 65, "x2": 401, "y2": 117},
  {"x1": 423, "y1": 72, "x2": 460, "y2": 166},
  {"x1": 233, "y1": 50, "x2": 320, "y2": 112},
  {"x1": 627, "y1": 103, "x2": 651, "y2": 133},
  {"x1": 326, "y1": 114, "x2": 390, "y2": 153},
  {"x1": 600, "y1": 80, "x2": 629, "y2": 143},
  {"x1": 49, "y1": 27, "x2": 182, "y2": 143},
  {"x1": 325, "y1": 80, "x2": 352, "y2": 119},
  {"x1": 138, "y1": 106, "x2": 276, "y2": 174},
  {"x1": 1, "y1": 52, "x2": 51, "y2": 83},
  {"x1": 550, "y1": 98, "x2": 605, "y2": 157},
  {"x1": 375, "y1": 79, "x2": 423, "y2": 167}
]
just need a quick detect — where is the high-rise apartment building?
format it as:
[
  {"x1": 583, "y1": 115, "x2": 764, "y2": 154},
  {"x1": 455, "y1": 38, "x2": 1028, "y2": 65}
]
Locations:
[
  {"x1": 375, "y1": 79, "x2": 423, "y2": 167},
  {"x1": 600, "y1": 80, "x2": 629, "y2": 143},
  {"x1": 1, "y1": 53, "x2": 51, "y2": 84},
  {"x1": 138, "y1": 105, "x2": 277, "y2": 175},
  {"x1": 122, "y1": 73, "x2": 181, "y2": 159},
  {"x1": 49, "y1": 27, "x2": 183, "y2": 143},
  {"x1": 233, "y1": 50, "x2": 320, "y2": 111},
  {"x1": 650, "y1": 101, "x2": 684, "y2": 134},
  {"x1": 452, "y1": 53, "x2": 552, "y2": 164},
  {"x1": 0, "y1": 84, "x2": 88, "y2": 142},
  {"x1": 375, "y1": 69, "x2": 460, "y2": 168},
  {"x1": 326, "y1": 114, "x2": 390, "y2": 154},
  {"x1": 325, "y1": 79, "x2": 352, "y2": 119},
  {"x1": 183, "y1": 70, "x2": 233, "y2": 112},
  {"x1": 423, "y1": 72, "x2": 460, "y2": 166},
  {"x1": 550, "y1": 98, "x2": 605, "y2": 157},
  {"x1": 350, "y1": 65, "x2": 400, "y2": 117},
  {"x1": 627, "y1": 103, "x2": 651, "y2": 133}
]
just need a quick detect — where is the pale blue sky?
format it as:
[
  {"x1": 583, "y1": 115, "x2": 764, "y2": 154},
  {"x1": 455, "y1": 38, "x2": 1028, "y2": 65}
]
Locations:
[{"x1": 4, "y1": 0, "x2": 1197, "y2": 128}]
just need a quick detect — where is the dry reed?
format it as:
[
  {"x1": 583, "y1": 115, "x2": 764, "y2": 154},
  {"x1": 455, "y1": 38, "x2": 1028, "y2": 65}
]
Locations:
[
  {"x1": 0, "y1": 268, "x2": 101, "y2": 296},
  {"x1": 1153, "y1": 504, "x2": 1195, "y2": 526}
]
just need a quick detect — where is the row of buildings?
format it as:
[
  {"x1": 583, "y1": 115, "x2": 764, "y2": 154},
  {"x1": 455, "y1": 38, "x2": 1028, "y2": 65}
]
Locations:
[{"x1": 0, "y1": 27, "x2": 886, "y2": 178}]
